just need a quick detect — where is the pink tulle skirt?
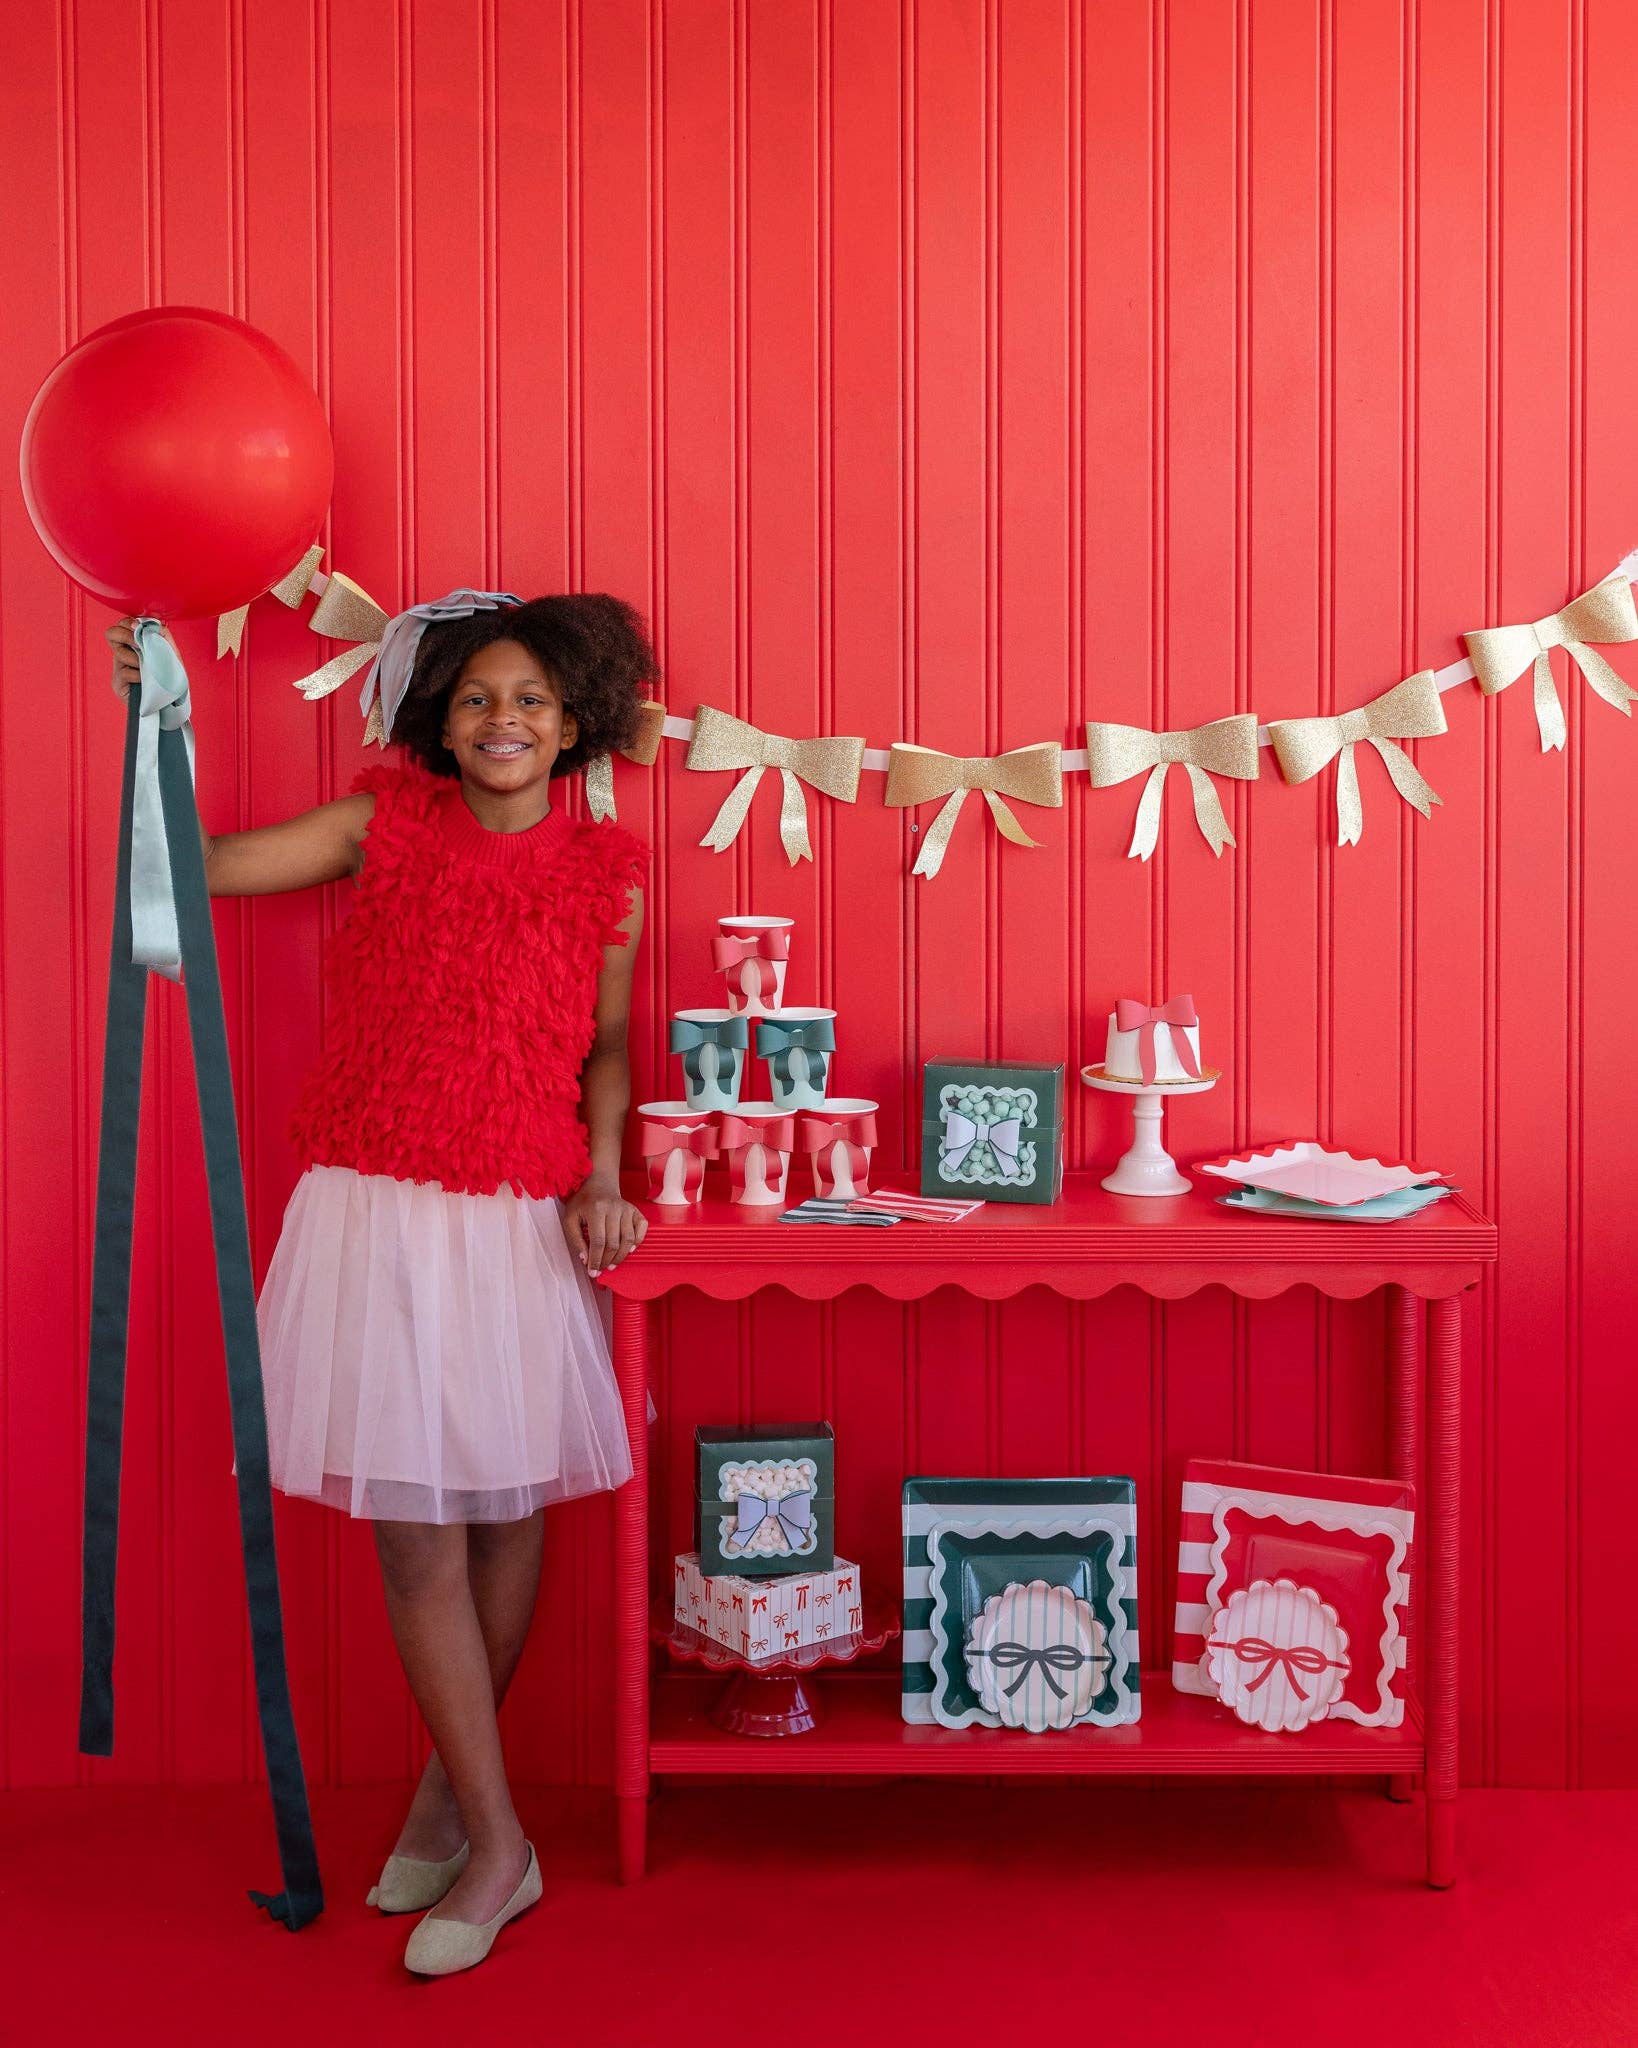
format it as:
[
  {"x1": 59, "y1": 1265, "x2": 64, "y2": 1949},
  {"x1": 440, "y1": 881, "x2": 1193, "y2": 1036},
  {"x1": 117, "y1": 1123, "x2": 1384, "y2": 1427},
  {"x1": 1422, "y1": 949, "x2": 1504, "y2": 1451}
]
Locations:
[{"x1": 252, "y1": 1164, "x2": 633, "y2": 1524}]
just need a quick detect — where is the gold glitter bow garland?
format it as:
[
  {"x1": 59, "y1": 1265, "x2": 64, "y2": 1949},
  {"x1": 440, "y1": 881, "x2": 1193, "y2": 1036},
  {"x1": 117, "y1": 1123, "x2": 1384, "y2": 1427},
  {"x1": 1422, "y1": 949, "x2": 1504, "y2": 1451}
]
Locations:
[
  {"x1": 1085, "y1": 714, "x2": 1259, "y2": 860},
  {"x1": 1462, "y1": 573, "x2": 1638, "y2": 753},
  {"x1": 884, "y1": 741, "x2": 1062, "y2": 879},
  {"x1": 215, "y1": 543, "x2": 328, "y2": 659},
  {"x1": 686, "y1": 704, "x2": 865, "y2": 865},
  {"x1": 585, "y1": 700, "x2": 669, "y2": 822},
  {"x1": 1267, "y1": 671, "x2": 1446, "y2": 847}
]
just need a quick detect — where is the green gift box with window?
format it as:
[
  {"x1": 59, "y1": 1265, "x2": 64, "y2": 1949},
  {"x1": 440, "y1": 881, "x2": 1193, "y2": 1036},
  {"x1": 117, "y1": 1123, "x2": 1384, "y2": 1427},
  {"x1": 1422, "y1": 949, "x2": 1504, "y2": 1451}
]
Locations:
[{"x1": 919, "y1": 1059, "x2": 1065, "y2": 1205}]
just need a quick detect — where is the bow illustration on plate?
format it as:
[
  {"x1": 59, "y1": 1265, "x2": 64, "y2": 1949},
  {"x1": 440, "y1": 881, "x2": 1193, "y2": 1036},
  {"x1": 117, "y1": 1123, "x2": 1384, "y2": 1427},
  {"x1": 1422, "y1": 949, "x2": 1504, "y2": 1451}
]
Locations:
[
  {"x1": 975, "y1": 1638, "x2": 1110, "y2": 1702},
  {"x1": 1085, "y1": 714, "x2": 1259, "y2": 859},
  {"x1": 687, "y1": 704, "x2": 865, "y2": 865},
  {"x1": 1463, "y1": 572, "x2": 1638, "y2": 753},
  {"x1": 884, "y1": 741, "x2": 1062, "y2": 878},
  {"x1": 732, "y1": 1491, "x2": 814, "y2": 1550},
  {"x1": 1215, "y1": 1634, "x2": 1350, "y2": 1702},
  {"x1": 942, "y1": 1109, "x2": 1022, "y2": 1179},
  {"x1": 1267, "y1": 671, "x2": 1446, "y2": 847}
]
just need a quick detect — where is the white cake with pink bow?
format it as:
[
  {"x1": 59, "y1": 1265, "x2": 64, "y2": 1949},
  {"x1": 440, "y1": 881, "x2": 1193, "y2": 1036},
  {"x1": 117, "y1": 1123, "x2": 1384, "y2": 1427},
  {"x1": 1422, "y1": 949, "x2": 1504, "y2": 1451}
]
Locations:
[{"x1": 1104, "y1": 995, "x2": 1202, "y2": 1085}]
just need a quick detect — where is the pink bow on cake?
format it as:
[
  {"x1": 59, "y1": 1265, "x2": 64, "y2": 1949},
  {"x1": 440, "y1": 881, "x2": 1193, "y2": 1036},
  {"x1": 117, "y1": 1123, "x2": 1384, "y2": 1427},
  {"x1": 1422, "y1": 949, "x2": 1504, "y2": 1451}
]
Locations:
[{"x1": 1115, "y1": 995, "x2": 1201, "y2": 1086}]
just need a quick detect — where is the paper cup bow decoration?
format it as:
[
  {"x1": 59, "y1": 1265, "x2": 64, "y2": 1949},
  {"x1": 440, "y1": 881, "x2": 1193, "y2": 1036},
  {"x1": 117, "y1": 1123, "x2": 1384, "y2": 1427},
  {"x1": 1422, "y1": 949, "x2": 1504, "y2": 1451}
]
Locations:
[
  {"x1": 1085, "y1": 714, "x2": 1259, "y2": 859},
  {"x1": 668, "y1": 1011, "x2": 750, "y2": 1112},
  {"x1": 799, "y1": 1106, "x2": 878, "y2": 1198},
  {"x1": 687, "y1": 703, "x2": 865, "y2": 865},
  {"x1": 717, "y1": 1110, "x2": 796, "y2": 1205},
  {"x1": 885, "y1": 741, "x2": 1062, "y2": 878},
  {"x1": 1114, "y1": 995, "x2": 1202, "y2": 1086},
  {"x1": 1205, "y1": 1579, "x2": 1351, "y2": 1733},
  {"x1": 639, "y1": 1112, "x2": 720, "y2": 1204},
  {"x1": 1267, "y1": 670, "x2": 1446, "y2": 847},
  {"x1": 755, "y1": 1012, "x2": 837, "y2": 1109},
  {"x1": 1462, "y1": 571, "x2": 1638, "y2": 753}
]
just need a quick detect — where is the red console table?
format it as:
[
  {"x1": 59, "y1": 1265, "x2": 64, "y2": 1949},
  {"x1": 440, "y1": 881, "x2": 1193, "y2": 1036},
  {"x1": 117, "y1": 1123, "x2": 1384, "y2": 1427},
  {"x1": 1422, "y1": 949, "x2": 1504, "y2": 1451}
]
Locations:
[{"x1": 601, "y1": 1174, "x2": 1496, "y2": 1888}]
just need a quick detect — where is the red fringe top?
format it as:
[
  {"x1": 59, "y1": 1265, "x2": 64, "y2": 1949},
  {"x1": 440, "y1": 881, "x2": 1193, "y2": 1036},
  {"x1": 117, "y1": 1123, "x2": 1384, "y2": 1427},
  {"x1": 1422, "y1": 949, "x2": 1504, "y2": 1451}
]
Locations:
[{"x1": 288, "y1": 761, "x2": 648, "y2": 1199}]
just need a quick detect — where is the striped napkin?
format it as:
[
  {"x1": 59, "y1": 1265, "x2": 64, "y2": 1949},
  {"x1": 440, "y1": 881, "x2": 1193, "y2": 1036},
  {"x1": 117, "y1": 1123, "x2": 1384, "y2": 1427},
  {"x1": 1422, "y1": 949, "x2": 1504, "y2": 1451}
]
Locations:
[{"x1": 848, "y1": 1189, "x2": 983, "y2": 1222}]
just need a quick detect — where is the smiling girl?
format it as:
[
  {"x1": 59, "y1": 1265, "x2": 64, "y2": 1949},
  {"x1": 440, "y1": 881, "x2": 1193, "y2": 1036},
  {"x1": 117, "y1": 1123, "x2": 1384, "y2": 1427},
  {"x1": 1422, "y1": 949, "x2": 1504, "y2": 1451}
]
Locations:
[{"x1": 108, "y1": 592, "x2": 655, "y2": 1975}]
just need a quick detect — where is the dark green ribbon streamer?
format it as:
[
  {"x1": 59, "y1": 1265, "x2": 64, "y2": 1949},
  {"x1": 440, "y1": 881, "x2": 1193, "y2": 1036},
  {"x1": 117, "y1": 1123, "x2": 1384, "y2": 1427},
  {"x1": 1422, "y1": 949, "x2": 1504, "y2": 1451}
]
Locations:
[{"x1": 79, "y1": 690, "x2": 323, "y2": 1931}]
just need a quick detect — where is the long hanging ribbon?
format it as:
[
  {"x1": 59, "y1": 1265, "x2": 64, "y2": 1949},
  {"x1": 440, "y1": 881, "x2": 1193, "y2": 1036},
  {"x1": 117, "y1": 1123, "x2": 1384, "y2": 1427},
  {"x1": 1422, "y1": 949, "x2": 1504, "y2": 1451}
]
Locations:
[
  {"x1": 883, "y1": 741, "x2": 1062, "y2": 878},
  {"x1": 585, "y1": 698, "x2": 669, "y2": 822},
  {"x1": 686, "y1": 704, "x2": 865, "y2": 865},
  {"x1": 80, "y1": 670, "x2": 323, "y2": 1929},
  {"x1": 1463, "y1": 572, "x2": 1638, "y2": 752},
  {"x1": 1266, "y1": 671, "x2": 1446, "y2": 847},
  {"x1": 127, "y1": 620, "x2": 197, "y2": 981},
  {"x1": 1084, "y1": 714, "x2": 1259, "y2": 859}
]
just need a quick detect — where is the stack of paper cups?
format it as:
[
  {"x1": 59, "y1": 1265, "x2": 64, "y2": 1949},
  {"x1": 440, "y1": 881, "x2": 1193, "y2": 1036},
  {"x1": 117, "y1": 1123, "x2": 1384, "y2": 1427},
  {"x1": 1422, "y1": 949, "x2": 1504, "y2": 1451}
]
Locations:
[
  {"x1": 638, "y1": 1103, "x2": 719, "y2": 1205},
  {"x1": 669, "y1": 1010, "x2": 748, "y2": 1113},
  {"x1": 714, "y1": 916, "x2": 794, "y2": 1018},
  {"x1": 717, "y1": 1104, "x2": 796, "y2": 1206},
  {"x1": 755, "y1": 1008, "x2": 836, "y2": 1111},
  {"x1": 798, "y1": 1100, "x2": 879, "y2": 1199}
]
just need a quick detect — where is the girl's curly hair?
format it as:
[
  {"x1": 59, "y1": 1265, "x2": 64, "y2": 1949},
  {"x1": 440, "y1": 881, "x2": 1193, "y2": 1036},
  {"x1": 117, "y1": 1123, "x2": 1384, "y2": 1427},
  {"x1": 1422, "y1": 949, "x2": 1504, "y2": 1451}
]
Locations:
[{"x1": 389, "y1": 593, "x2": 660, "y2": 780}]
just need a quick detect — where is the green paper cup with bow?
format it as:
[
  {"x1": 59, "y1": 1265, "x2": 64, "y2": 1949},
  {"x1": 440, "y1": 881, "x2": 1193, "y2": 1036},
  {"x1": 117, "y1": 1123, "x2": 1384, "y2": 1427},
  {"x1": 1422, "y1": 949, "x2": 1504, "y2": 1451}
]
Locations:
[
  {"x1": 670, "y1": 1009, "x2": 749, "y2": 1113},
  {"x1": 755, "y1": 1007, "x2": 836, "y2": 1111}
]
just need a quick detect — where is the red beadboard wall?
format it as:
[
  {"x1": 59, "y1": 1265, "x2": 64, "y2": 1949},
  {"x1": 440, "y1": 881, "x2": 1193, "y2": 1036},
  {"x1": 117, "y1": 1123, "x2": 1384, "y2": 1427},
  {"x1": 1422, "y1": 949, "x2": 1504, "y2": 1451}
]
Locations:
[{"x1": 3, "y1": 0, "x2": 1636, "y2": 1795}]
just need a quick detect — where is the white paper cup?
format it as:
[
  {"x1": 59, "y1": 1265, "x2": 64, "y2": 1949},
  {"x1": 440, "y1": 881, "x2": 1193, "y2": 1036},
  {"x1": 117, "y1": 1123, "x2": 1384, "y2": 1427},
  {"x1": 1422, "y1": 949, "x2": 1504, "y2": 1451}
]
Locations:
[
  {"x1": 797, "y1": 1098, "x2": 879, "y2": 1199},
  {"x1": 637, "y1": 1101, "x2": 718, "y2": 1205},
  {"x1": 714, "y1": 915, "x2": 795, "y2": 1018},
  {"x1": 717, "y1": 1101, "x2": 797, "y2": 1207},
  {"x1": 670, "y1": 1008, "x2": 749, "y2": 1113},
  {"x1": 754, "y1": 1007, "x2": 836, "y2": 1112}
]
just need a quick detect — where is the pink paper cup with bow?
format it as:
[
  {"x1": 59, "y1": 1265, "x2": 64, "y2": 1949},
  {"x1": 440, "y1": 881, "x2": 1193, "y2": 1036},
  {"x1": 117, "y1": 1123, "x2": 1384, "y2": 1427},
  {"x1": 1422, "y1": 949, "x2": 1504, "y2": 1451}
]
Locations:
[
  {"x1": 797, "y1": 1098, "x2": 879, "y2": 1199},
  {"x1": 716, "y1": 1102, "x2": 796, "y2": 1207},
  {"x1": 637, "y1": 1101, "x2": 720, "y2": 1206},
  {"x1": 714, "y1": 915, "x2": 794, "y2": 1018}
]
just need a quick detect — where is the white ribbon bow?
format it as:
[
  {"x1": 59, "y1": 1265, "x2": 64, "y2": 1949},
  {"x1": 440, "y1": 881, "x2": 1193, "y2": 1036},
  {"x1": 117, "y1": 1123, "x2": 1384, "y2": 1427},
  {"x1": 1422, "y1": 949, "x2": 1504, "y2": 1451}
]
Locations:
[{"x1": 942, "y1": 1112, "x2": 1022, "y2": 1178}]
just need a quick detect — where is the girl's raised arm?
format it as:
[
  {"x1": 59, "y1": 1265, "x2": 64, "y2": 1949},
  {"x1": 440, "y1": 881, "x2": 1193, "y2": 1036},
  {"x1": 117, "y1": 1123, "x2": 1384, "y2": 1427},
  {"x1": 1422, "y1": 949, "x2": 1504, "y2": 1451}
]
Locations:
[{"x1": 107, "y1": 616, "x2": 374, "y2": 897}]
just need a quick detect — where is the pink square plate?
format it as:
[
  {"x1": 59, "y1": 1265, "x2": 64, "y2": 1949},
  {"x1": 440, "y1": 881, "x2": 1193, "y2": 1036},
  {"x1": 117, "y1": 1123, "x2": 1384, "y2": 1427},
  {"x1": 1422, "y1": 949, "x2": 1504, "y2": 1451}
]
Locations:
[{"x1": 1195, "y1": 1140, "x2": 1445, "y2": 1207}]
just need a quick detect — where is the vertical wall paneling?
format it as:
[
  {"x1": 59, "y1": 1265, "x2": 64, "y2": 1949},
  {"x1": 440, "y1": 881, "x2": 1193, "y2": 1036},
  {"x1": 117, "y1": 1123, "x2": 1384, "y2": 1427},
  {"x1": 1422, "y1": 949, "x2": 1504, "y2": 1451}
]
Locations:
[{"x1": 2, "y1": 0, "x2": 1635, "y2": 1792}]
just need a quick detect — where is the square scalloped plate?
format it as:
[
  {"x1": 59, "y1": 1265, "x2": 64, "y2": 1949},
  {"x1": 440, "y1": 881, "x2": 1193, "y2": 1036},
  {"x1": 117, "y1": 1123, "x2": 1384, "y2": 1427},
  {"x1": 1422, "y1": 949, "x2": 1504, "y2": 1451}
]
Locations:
[
  {"x1": 1197, "y1": 1141, "x2": 1445, "y2": 1207},
  {"x1": 1218, "y1": 1183, "x2": 1457, "y2": 1224},
  {"x1": 924, "y1": 1517, "x2": 1135, "y2": 1731}
]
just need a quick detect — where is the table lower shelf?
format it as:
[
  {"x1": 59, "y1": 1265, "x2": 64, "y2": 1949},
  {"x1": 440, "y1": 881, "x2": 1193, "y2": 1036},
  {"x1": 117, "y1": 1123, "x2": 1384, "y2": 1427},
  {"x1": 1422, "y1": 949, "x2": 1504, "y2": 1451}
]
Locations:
[{"x1": 651, "y1": 1672, "x2": 1425, "y2": 1777}]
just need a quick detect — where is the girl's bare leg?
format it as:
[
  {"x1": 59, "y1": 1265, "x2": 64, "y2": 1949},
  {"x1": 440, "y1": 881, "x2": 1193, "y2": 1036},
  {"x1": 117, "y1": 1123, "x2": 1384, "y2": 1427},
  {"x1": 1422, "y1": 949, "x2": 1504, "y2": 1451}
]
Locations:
[
  {"x1": 389, "y1": 1510, "x2": 547, "y2": 1862},
  {"x1": 373, "y1": 1519, "x2": 531, "y2": 1922}
]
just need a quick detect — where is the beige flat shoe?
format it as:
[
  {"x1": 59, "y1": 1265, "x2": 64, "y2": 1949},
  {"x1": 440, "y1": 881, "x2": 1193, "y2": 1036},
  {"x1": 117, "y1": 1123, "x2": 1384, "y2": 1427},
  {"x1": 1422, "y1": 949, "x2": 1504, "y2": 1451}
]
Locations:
[
  {"x1": 366, "y1": 1839, "x2": 470, "y2": 1913},
  {"x1": 403, "y1": 1842, "x2": 541, "y2": 1978}
]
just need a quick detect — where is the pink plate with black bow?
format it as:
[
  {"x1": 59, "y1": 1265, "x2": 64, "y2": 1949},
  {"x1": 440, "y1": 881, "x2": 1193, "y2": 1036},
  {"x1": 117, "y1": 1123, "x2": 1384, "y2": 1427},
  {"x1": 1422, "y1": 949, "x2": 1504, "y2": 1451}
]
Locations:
[{"x1": 1195, "y1": 1140, "x2": 1446, "y2": 1207}]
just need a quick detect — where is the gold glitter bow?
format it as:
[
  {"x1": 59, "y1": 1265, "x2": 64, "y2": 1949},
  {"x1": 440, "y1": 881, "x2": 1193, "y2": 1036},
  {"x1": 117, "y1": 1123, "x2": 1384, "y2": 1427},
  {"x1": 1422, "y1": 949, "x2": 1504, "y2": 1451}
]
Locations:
[
  {"x1": 685, "y1": 704, "x2": 865, "y2": 865},
  {"x1": 215, "y1": 543, "x2": 328, "y2": 659},
  {"x1": 884, "y1": 741, "x2": 1062, "y2": 879},
  {"x1": 286, "y1": 571, "x2": 395, "y2": 740},
  {"x1": 1462, "y1": 573, "x2": 1638, "y2": 752},
  {"x1": 1085, "y1": 714, "x2": 1259, "y2": 860},
  {"x1": 1268, "y1": 671, "x2": 1446, "y2": 847},
  {"x1": 585, "y1": 699, "x2": 669, "y2": 822}
]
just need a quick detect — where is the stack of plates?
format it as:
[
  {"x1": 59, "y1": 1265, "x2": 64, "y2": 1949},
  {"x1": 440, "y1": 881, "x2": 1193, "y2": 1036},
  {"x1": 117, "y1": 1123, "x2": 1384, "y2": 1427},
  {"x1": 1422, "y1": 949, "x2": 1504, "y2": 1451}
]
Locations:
[{"x1": 1197, "y1": 1142, "x2": 1454, "y2": 1224}]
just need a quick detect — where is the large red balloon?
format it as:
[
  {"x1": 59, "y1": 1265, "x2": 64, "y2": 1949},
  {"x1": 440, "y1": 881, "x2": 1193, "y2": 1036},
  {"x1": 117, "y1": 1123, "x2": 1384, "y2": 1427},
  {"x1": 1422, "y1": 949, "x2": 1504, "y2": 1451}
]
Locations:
[{"x1": 19, "y1": 307, "x2": 333, "y2": 619}]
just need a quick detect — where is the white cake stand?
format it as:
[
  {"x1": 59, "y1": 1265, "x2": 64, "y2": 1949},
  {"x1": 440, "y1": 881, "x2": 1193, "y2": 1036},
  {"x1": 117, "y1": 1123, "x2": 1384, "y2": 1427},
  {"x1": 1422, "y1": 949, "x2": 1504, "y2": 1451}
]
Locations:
[{"x1": 1081, "y1": 1064, "x2": 1220, "y2": 1197}]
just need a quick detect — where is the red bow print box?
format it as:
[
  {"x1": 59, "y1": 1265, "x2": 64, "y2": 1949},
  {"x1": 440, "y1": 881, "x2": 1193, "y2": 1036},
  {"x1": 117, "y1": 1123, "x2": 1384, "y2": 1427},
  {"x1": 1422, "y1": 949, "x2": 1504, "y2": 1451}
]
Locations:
[{"x1": 1171, "y1": 1459, "x2": 1414, "y2": 1728}]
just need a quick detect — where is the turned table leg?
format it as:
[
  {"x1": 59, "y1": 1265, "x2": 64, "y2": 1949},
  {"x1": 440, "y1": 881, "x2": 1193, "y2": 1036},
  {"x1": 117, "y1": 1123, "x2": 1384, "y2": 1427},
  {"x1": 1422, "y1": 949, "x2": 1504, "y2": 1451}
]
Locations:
[
  {"x1": 612, "y1": 1294, "x2": 651, "y2": 1882},
  {"x1": 1386, "y1": 1285, "x2": 1420, "y2": 1804},
  {"x1": 1424, "y1": 1292, "x2": 1463, "y2": 1887}
]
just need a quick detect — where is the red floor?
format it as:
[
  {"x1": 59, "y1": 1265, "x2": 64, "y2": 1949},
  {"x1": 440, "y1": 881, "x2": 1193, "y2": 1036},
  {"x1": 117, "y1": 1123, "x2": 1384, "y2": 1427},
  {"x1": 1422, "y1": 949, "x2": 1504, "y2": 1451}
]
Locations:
[{"x1": 5, "y1": 1778, "x2": 1635, "y2": 2046}]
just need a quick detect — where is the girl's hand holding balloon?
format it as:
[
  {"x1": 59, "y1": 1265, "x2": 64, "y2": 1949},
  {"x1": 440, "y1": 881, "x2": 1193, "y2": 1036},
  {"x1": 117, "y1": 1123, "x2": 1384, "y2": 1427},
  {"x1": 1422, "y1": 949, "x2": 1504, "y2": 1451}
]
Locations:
[{"x1": 105, "y1": 616, "x2": 174, "y2": 703}]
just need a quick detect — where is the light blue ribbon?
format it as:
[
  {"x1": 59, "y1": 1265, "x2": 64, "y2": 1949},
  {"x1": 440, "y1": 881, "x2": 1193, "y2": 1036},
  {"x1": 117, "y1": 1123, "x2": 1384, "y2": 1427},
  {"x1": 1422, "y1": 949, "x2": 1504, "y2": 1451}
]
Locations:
[
  {"x1": 361, "y1": 588, "x2": 519, "y2": 740},
  {"x1": 130, "y1": 620, "x2": 197, "y2": 982},
  {"x1": 755, "y1": 1015, "x2": 836, "y2": 1093}
]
